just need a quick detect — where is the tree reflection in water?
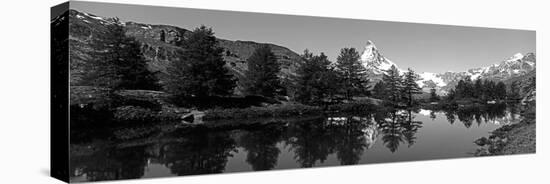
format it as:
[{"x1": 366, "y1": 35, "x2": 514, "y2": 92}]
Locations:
[
  {"x1": 160, "y1": 131, "x2": 237, "y2": 176},
  {"x1": 402, "y1": 109, "x2": 423, "y2": 147},
  {"x1": 285, "y1": 117, "x2": 336, "y2": 168},
  {"x1": 239, "y1": 124, "x2": 284, "y2": 171},
  {"x1": 70, "y1": 146, "x2": 148, "y2": 181},
  {"x1": 331, "y1": 116, "x2": 375, "y2": 165},
  {"x1": 377, "y1": 111, "x2": 405, "y2": 153},
  {"x1": 439, "y1": 103, "x2": 512, "y2": 128},
  {"x1": 69, "y1": 103, "x2": 520, "y2": 182}
]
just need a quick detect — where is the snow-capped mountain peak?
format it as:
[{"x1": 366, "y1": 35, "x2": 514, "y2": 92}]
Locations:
[
  {"x1": 360, "y1": 40, "x2": 402, "y2": 74},
  {"x1": 508, "y1": 53, "x2": 524, "y2": 62},
  {"x1": 360, "y1": 40, "x2": 379, "y2": 62},
  {"x1": 359, "y1": 39, "x2": 536, "y2": 94}
]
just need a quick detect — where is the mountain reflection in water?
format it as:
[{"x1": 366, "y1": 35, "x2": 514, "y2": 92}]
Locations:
[{"x1": 70, "y1": 104, "x2": 520, "y2": 182}]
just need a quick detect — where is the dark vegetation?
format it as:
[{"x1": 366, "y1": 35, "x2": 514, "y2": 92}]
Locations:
[
  {"x1": 473, "y1": 76, "x2": 536, "y2": 156},
  {"x1": 162, "y1": 25, "x2": 236, "y2": 98},
  {"x1": 82, "y1": 18, "x2": 159, "y2": 91}
]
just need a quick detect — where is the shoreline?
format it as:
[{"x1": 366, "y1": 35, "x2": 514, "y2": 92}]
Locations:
[{"x1": 474, "y1": 119, "x2": 535, "y2": 156}]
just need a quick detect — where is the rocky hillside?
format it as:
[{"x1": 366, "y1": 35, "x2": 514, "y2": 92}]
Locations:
[
  {"x1": 66, "y1": 9, "x2": 302, "y2": 93},
  {"x1": 359, "y1": 40, "x2": 536, "y2": 94}
]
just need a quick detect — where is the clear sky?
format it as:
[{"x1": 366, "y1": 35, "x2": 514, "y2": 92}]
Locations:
[{"x1": 70, "y1": 1, "x2": 535, "y2": 73}]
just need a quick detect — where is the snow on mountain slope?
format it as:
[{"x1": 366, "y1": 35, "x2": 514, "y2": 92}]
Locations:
[
  {"x1": 417, "y1": 72, "x2": 446, "y2": 88},
  {"x1": 359, "y1": 40, "x2": 536, "y2": 94},
  {"x1": 360, "y1": 40, "x2": 403, "y2": 75}
]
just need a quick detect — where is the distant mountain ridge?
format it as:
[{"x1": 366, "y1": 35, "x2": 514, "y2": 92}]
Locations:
[
  {"x1": 59, "y1": 9, "x2": 535, "y2": 96},
  {"x1": 359, "y1": 41, "x2": 536, "y2": 94}
]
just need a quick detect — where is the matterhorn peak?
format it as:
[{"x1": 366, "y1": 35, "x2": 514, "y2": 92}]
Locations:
[
  {"x1": 365, "y1": 40, "x2": 376, "y2": 48},
  {"x1": 360, "y1": 40, "x2": 400, "y2": 74},
  {"x1": 360, "y1": 40, "x2": 381, "y2": 63}
]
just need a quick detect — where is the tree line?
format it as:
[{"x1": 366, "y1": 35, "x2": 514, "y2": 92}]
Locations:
[
  {"x1": 371, "y1": 66, "x2": 424, "y2": 109},
  {"x1": 446, "y1": 77, "x2": 511, "y2": 102},
  {"x1": 294, "y1": 48, "x2": 370, "y2": 105},
  {"x1": 83, "y1": 23, "x2": 377, "y2": 105},
  {"x1": 84, "y1": 22, "x2": 524, "y2": 109}
]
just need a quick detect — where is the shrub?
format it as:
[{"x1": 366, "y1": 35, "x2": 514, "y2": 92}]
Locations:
[
  {"x1": 326, "y1": 100, "x2": 376, "y2": 113},
  {"x1": 113, "y1": 126, "x2": 157, "y2": 140},
  {"x1": 113, "y1": 106, "x2": 157, "y2": 121},
  {"x1": 203, "y1": 103, "x2": 322, "y2": 120}
]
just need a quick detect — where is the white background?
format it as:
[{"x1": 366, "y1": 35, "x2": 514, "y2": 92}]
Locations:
[{"x1": 0, "y1": 0, "x2": 547, "y2": 183}]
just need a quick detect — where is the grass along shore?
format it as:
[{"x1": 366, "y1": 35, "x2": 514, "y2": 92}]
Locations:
[{"x1": 474, "y1": 102, "x2": 536, "y2": 156}]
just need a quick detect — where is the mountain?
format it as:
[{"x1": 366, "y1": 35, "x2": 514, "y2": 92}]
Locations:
[
  {"x1": 65, "y1": 9, "x2": 302, "y2": 94},
  {"x1": 61, "y1": 9, "x2": 535, "y2": 96},
  {"x1": 359, "y1": 41, "x2": 536, "y2": 94},
  {"x1": 360, "y1": 40, "x2": 402, "y2": 76}
]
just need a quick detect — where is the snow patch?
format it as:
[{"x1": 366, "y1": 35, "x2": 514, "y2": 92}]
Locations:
[
  {"x1": 418, "y1": 109, "x2": 432, "y2": 116},
  {"x1": 417, "y1": 72, "x2": 446, "y2": 88},
  {"x1": 508, "y1": 53, "x2": 524, "y2": 61},
  {"x1": 88, "y1": 15, "x2": 104, "y2": 21}
]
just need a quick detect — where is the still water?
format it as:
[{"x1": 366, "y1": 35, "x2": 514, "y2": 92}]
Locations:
[{"x1": 70, "y1": 104, "x2": 520, "y2": 182}]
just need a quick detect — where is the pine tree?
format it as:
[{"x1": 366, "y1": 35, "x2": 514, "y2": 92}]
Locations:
[
  {"x1": 83, "y1": 18, "x2": 158, "y2": 90},
  {"x1": 335, "y1": 48, "x2": 369, "y2": 100},
  {"x1": 429, "y1": 88, "x2": 439, "y2": 102},
  {"x1": 242, "y1": 45, "x2": 282, "y2": 97},
  {"x1": 382, "y1": 65, "x2": 403, "y2": 108},
  {"x1": 295, "y1": 50, "x2": 339, "y2": 104},
  {"x1": 163, "y1": 25, "x2": 236, "y2": 98},
  {"x1": 508, "y1": 81, "x2": 521, "y2": 100},
  {"x1": 463, "y1": 77, "x2": 474, "y2": 98},
  {"x1": 473, "y1": 79, "x2": 483, "y2": 99},
  {"x1": 483, "y1": 80, "x2": 496, "y2": 100},
  {"x1": 446, "y1": 89, "x2": 456, "y2": 101},
  {"x1": 401, "y1": 68, "x2": 422, "y2": 106},
  {"x1": 455, "y1": 79, "x2": 465, "y2": 99},
  {"x1": 372, "y1": 81, "x2": 386, "y2": 100},
  {"x1": 495, "y1": 82, "x2": 507, "y2": 100}
]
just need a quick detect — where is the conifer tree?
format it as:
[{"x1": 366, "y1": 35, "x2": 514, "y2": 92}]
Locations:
[
  {"x1": 495, "y1": 81, "x2": 507, "y2": 100},
  {"x1": 382, "y1": 65, "x2": 403, "y2": 107},
  {"x1": 163, "y1": 25, "x2": 236, "y2": 98},
  {"x1": 335, "y1": 48, "x2": 370, "y2": 100},
  {"x1": 508, "y1": 81, "x2": 521, "y2": 100},
  {"x1": 473, "y1": 79, "x2": 483, "y2": 99},
  {"x1": 463, "y1": 77, "x2": 474, "y2": 98},
  {"x1": 83, "y1": 18, "x2": 158, "y2": 90},
  {"x1": 372, "y1": 81, "x2": 386, "y2": 100},
  {"x1": 429, "y1": 88, "x2": 440, "y2": 102},
  {"x1": 484, "y1": 80, "x2": 496, "y2": 100},
  {"x1": 401, "y1": 68, "x2": 422, "y2": 106},
  {"x1": 242, "y1": 45, "x2": 283, "y2": 97},
  {"x1": 295, "y1": 50, "x2": 339, "y2": 104}
]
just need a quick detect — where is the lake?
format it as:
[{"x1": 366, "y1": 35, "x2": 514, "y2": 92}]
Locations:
[{"x1": 69, "y1": 104, "x2": 521, "y2": 182}]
